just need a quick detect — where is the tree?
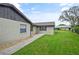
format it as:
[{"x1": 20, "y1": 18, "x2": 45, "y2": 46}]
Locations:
[
  {"x1": 59, "y1": 6, "x2": 79, "y2": 27},
  {"x1": 69, "y1": 6, "x2": 79, "y2": 25},
  {"x1": 59, "y1": 10, "x2": 75, "y2": 27}
]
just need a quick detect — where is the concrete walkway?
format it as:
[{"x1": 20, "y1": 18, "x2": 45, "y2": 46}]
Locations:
[{"x1": 0, "y1": 34, "x2": 45, "y2": 55}]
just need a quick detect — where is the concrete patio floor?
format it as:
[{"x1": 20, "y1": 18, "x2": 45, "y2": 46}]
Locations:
[{"x1": 0, "y1": 33, "x2": 45, "y2": 55}]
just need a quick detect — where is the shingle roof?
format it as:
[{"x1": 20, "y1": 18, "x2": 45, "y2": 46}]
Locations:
[
  {"x1": 0, "y1": 3, "x2": 32, "y2": 24},
  {"x1": 34, "y1": 22, "x2": 55, "y2": 26}
]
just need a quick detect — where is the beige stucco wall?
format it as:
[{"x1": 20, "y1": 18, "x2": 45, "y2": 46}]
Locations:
[
  {"x1": 47, "y1": 27, "x2": 54, "y2": 35},
  {"x1": 39, "y1": 31, "x2": 47, "y2": 34},
  {"x1": 31, "y1": 26, "x2": 37, "y2": 36},
  {"x1": 0, "y1": 18, "x2": 31, "y2": 44},
  {"x1": 37, "y1": 26, "x2": 54, "y2": 35}
]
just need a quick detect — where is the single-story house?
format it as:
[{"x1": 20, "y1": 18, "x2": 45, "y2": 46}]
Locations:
[
  {"x1": 0, "y1": 3, "x2": 55, "y2": 45},
  {"x1": 32, "y1": 22, "x2": 55, "y2": 35},
  {"x1": 55, "y1": 24, "x2": 71, "y2": 30}
]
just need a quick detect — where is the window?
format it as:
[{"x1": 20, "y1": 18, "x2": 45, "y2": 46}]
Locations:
[
  {"x1": 20, "y1": 24, "x2": 26, "y2": 33},
  {"x1": 39, "y1": 26, "x2": 47, "y2": 31}
]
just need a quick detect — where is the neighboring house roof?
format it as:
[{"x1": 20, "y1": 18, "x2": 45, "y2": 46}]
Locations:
[
  {"x1": 34, "y1": 22, "x2": 55, "y2": 26},
  {"x1": 55, "y1": 24, "x2": 71, "y2": 28},
  {"x1": 58, "y1": 24, "x2": 66, "y2": 26},
  {"x1": 0, "y1": 3, "x2": 32, "y2": 24},
  {"x1": 55, "y1": 25, "x2": 71, "y2": 28}
]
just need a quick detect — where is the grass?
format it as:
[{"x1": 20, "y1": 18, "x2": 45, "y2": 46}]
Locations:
[{"x1": 13, "y1": 30, "x2": 79, "y2": 55}]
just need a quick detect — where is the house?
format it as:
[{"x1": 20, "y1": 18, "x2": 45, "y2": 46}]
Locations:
[
  {"x1": 31, "y1": 22, "x2": 55, "y2": 35},
  {"x1": 55, "y1": 24, "x2": 71, "y2": 30},
  {"x1": 0, "y1": 3, "x2": 55, "y2": 45}
]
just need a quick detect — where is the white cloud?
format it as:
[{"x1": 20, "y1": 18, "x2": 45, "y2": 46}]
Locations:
[
  {"x1": 31, "y1": 11, "x2": 41, "y2": 13},
  {"x1": 59, "y1": 3, "x2": 74, "y2": 7},
  {"x1": 31, "y1": 7, "x2": 35, "y2": 10},
  {"x1": 25, "y1": 10, "x2": 70, "y2": 26},
  {"x1": 60, "y1": 3, "x2": 69, "y2": 6},
  {"x1": 60, "y1": 3, "x2": 79, "y2": 11},
  {"x1": 61, "y1": 7, "x2": 69, "y2": 11},
  {"x1": 26, "y1": 11, "x2": 62, "y2": 25},
  {"x1": 27, "y1": 9, "x2": 30, "y2": 11},
  {"x1": 26, "y1": 7, "x2": 37, "y2": 12},
  {"x1": 10, "y1": 3, "x2": 24, "y2": 12},
  {"x1": 60, "y1": 3, "x2": 73, "y2": 11}
]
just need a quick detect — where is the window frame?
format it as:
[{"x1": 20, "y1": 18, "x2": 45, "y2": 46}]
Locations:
[
  {"x1": 20, "y1": 24, "x2": 26, "y2": 33},
  {"x1": 40, "y1": 26, "x2": 47, "y2": 31}
]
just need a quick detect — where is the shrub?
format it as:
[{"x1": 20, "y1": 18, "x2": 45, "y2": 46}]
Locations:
[{"x1": 74, "y1": 25, "x2": 79, "y2": 34}]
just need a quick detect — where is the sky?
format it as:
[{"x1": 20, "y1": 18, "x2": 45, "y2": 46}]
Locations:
[{"x1": 11, "y1": 3, "x2": 79, "y2": 26}]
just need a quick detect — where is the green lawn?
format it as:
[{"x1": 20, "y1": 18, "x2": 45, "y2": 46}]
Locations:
[{"x1": 13, "y1": 30, "x2": 79, "y2": 55}]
